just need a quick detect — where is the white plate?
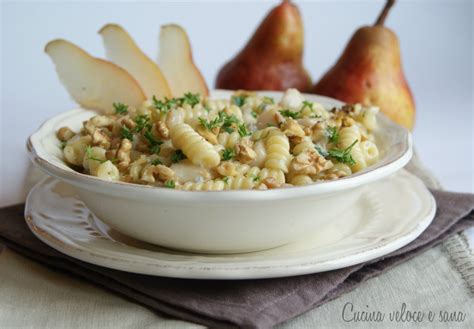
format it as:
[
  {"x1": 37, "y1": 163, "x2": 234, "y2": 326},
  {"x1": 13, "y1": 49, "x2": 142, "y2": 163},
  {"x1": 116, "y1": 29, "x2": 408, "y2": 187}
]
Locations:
[{"x1": 25, "y1": 170, "x2": 435, "y2": 279}]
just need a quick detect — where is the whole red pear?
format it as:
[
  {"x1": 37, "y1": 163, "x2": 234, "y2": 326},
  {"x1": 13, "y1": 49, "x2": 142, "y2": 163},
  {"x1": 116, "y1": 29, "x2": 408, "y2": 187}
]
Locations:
[
  {"x1": 313, "y1": 0, "x2": 416, "y2": 129},
  {"x1": 216, "y1": 0, "x2": 311, "y2": 92}
]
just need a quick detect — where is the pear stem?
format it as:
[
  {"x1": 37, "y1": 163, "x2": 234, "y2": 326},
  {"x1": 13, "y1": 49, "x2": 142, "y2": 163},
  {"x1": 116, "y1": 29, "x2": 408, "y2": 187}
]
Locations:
[{"x1": 375, "y1": 0, "x2": 395, "y2": 26}]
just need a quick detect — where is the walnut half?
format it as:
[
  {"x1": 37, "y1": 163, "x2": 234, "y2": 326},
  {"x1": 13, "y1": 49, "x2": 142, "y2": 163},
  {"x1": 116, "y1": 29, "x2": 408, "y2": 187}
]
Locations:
[
  {"x1": 57, "y1": 127, "x2": 75, "y2": 142},
  {"x1": 117, "y1": 139, "x2": 132, "y2": 171},
  {"x1": 141, "y1": 164, "x2": 175, "y2": 183},
  {"x1": 235, "y1": 143, "x2": 256, "y2": 164}
]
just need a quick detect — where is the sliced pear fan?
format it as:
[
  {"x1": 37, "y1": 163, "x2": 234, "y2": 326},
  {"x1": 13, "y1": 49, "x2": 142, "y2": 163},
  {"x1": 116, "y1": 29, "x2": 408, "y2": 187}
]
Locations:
[
  {"x1": 159, "y1": 24, "x2": 209, "y2": 97},
  {"x1": 45, "y1": 39, "x2": 146, "y2": 114},
  {"x1": 99, "y1": 24, "x2": 172, "y2": 99}
]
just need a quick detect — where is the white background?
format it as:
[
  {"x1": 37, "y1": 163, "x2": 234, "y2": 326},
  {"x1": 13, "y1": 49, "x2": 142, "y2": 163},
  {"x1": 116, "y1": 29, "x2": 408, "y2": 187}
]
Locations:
[{"x1": 1, "y1": 0, "x2": 473, "y2": 206}]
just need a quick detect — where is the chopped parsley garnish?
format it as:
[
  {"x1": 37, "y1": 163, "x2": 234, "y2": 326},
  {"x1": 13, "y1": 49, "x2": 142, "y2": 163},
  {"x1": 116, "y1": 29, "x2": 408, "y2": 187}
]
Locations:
[
  {"x1": 326, "y1": 126, "x2": 339, "y2": 144},
  {"x1": 182, "y1": 92, "x2": 200, "y2": 107},
  {"x1": 152, "y1": 95, "x2": 173, "y2": 114},
  {"x1": 198, "y1": 112, "x2": 240, "y2": 133},
  {"x1": 150, "y1": 145, "x2": 161, "y2": 154},
  {"x1": 300, "y1": 101, "x2": 322, "y2": 118},
  {"x1": 220, "y1": 112, "x2": 240, "y2": 133},
  {"x1": 279, "y1": 109, "x2": 300, "y2": 119},
  {"x1": 152, "y1": 93, "x2": 200, "y2": 113},
  {"x1": 164, "y1": 180, "x2": 175, "y2": 189},
  {"x1": 301, "y1": 101, "x2": 313, "y2": 111},
  {"x1": 144, "y1": 130, "x2": 163, "y2": 154},
  {"x1": 85, "y1": 146, "x2": 105, "y2": 163},
  {"x1": 171, "y1": 150, "x2": 187, "y2": 163},
  {"x1": 327, "y1": 140, "x2": 358, "y2": 166},
  {"x1": 143, "y1": 130, "x2": 160, "y2": 145},
  {"x1": 165, "y1": 97, "x2": 178, "y2": 109},
  {"x1": 221, "y1": 147, "x2": 235, "y2": 161},
  {"x1": 237, "y1": 123, "x2": 251, "y2": 137},
  {"x1": 134, "y1": 115, "x2": 151, "y2": 132},
  {"x1": 263, "y1": 96, "x2": 275, "y2": 104},
  {"x1": 199, "y1": 116, "x2": 222, "y2": 131},
  {"x1": 60, "y1": 141, "x2": 67, "y2": 150},
  {"x1": 222, "y1": 126, "x2": 234, "y2": 134},
  {"x1": 121, "y1": 126, "x2": 134, "y2": 141},
  {"x1": 257, "y1": 96, "x2": 275, "y2": 111},
  {"x1": 252, "y1": 175, "x2": 261, "y2": 182},
  {"x1": 251, "y1": 111, "x2": 258, "y2": 118},
  {"x1": 222, "y1": 176, "x2": 230, "y2": 184},
  {"x1": 231, "y1": 95, "x2": 247, "y2": 107},
  {"x1": 150, "y1": 159, "x2": 163, "y2": 166},
  {"x1": 113, "y1": 102, "x2": 129, "y2": 115}
]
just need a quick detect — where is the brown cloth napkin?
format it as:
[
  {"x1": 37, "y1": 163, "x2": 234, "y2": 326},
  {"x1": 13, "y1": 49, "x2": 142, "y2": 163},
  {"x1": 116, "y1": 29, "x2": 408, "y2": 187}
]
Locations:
[{"x1": 0, "y1": 189, "x2": 473, "y2": 329}]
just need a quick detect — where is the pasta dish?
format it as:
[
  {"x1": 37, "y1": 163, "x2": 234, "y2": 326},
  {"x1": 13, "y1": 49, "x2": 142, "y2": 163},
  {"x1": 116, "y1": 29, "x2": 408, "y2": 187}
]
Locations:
[{"x1": 57, "y1": 89, "x2": 380, "y2": 190}]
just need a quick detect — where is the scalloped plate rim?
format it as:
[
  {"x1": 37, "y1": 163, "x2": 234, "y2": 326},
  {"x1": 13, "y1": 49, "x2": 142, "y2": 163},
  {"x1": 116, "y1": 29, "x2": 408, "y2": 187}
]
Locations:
[{"x1": 24, "y1": 170, "x2": 436, "y2": 279}]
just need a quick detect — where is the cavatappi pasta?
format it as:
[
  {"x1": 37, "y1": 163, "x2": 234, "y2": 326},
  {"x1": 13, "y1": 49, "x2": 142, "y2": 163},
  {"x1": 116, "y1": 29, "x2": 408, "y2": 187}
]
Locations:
[{"x1": 57, "y1": 89, "x2": 381, "y2": 190}]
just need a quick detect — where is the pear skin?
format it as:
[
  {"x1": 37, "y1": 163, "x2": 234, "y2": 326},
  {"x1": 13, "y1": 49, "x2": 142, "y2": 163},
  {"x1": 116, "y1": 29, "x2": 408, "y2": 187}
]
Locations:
[
  {"x1": 216, "y1": 0, "x2": 311, "y2": 91},
  {"x1": 314, "y1": 27, "x2": 415, "y2": 129},
  {"x1": 99, "y1": 24, "x2": 172, "y2": 99},
  {"x1": 313, "y1": 1, "x2": 415, "y2": 130},
  {"x1": 45, "y1": 39, "x2": 146, "y2": 114},
  {"x1": 159, "y1": 24, "x2": 209, "y2": 97}
]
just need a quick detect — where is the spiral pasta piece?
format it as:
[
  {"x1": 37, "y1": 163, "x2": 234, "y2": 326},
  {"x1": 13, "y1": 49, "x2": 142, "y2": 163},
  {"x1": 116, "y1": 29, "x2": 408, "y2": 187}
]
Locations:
[
  {"x1": 226, "y1": 175, "x2": 258, "y2": 190},
  {"x1": 329, "y1": 163, "x2": 352, "y2": 176},
  {"x1": 170, "y1": 123, "x2": 220, "y2": 168},
  {"x1": 338, "y1": 126, "x2": 360, "y2": 148},
  {"x1": 359, "y1": 140, "x2": 379, "y2": 166},
  {"x1": 292, "y1": 136, "x2": 314, "y2": 155},
  {"x1": 338, "y1": 126, "x2": 366, "y2": 172},
  {"x1": 180, "y1": 179, "x2": 227, "y2": 191},
  {"x1": 245, "y1": 166, "x2": 286, "y2": 186},
  {"x1": 83, "y1": 146, "x2": 106, "y2": 175},
  {"x1": 290, "y1": 174, "x2": 313, "y2": 186},
  {"x1": 252, "y1": 126, "x2": 278, "y2": 141},
  {"x1": 359, "y1": 106, "x2": 379, "y2": 131},
  {"x1": 96, "y1": 160, "x2": 120, "y2": 181},
  {"x1": 233, "y1": 163, "x2": 252, "y2": 175},
  {"x1": 264, "y1": 130, "x2": 291, "y2": 173},
  {"x1": 128, "y1": 155, "x2": 148, "y2": 181},
  {"x1": 250, "y1": 139, "x2": 267, "y2": 168},
  {"x1": 204, "y1": 98, "x2": 230, "y2": 112},
  {"x1": 217, "y1": 131, "x2": 241, "y2": 148},
  {"x1": 299, "y1": 102, "x2": 329, "y2": 119},
  {"x1": 180, "y1": 175, "x2": 258, "y2": 191},
  {"x1": 217, "y1": 163, "x2": 285, "y2": 186},
  {"x1": 166, "y1": 104, "x2": 216, "y2": 129},
  {"x1": 242, "y1": 106, "x2": 257, "y2": 125},
  {"x1": 63, "y1": 136, "x2": 92, "y2": 166},
  {"x1": 224, "y1": 105, "x2": 243, "y2": 121}
]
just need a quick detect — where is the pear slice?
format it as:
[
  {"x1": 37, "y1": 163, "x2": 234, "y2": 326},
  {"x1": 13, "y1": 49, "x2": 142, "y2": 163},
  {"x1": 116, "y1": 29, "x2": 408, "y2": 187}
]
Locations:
[
  {"x1": 99, "y1": 24, "x2": 172, "y2": 99},
  {"x1": 158, "y1": 24, "x2": 209, "y2": 97},
  {"x1": 45, "y1": 39, "x2": 146, "y2": 114}
]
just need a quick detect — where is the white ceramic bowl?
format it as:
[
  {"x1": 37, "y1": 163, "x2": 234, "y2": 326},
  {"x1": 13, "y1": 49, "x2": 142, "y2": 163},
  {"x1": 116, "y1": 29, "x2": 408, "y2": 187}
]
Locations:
[{"x1": 27, "y1": 91, "x2": 412, "y2": 254}]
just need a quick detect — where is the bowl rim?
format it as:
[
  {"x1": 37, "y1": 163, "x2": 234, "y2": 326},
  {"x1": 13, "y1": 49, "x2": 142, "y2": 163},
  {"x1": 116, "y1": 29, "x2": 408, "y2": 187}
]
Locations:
[{"x1": 27, "y1": 90, "x2": 413, "y2": 202}]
